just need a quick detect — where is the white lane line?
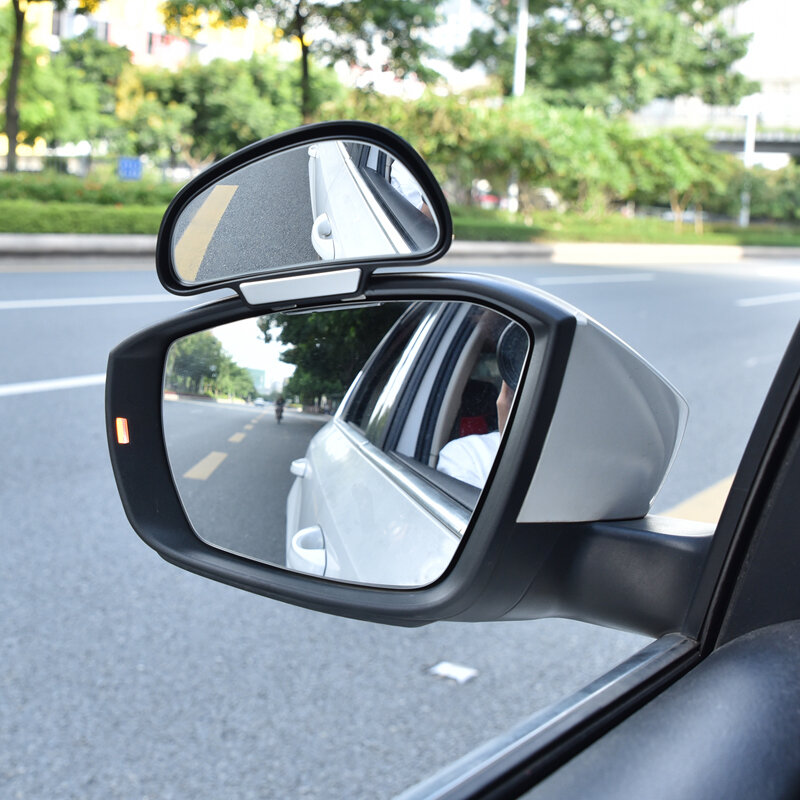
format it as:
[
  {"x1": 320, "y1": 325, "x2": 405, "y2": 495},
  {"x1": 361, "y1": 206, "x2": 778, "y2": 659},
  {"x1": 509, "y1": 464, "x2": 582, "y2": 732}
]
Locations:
[
  {"x1": 535, "y1": 273, "x2": 655, "y2": 286},
  {"x1": 0, "y1": 294, "x2": 187, "y2": 310},
  {"x1": 736, "y1": 291, "x2": 800, "y2": 308},
  {"x1": 0, "y1": 373, "x2": 105, "y2": 397}
]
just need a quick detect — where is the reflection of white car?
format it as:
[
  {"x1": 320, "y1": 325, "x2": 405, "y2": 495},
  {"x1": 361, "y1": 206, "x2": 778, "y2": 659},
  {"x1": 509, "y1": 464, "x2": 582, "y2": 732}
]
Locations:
[
  {"x1": 286, "y1": 302, "x2": 515, "y2": 586},
  {"x1": 307, "y1": 141, "x2": 437, "y2": 261}
]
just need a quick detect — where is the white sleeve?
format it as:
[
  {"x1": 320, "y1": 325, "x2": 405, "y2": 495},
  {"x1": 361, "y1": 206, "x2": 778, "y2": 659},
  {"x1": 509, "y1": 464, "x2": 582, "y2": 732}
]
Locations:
[
  {"x1": 390, "y1": 161, "x2": 425, "y2": 210},
  {"x1": 436, "y1": 432, "x2": 502, "y2": 489}
]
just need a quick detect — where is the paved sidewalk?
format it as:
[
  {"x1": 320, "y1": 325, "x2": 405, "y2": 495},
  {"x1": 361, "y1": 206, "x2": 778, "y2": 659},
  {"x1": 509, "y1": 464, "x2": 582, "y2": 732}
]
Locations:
[{"x1": 1, "y1": 233, "x2": 800, "y2": 265}]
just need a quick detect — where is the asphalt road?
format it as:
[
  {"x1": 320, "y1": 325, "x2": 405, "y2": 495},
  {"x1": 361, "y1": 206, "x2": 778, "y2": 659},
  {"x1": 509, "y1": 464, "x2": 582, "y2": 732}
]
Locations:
[
  {"x1": 163, "y1": 399, "x2": 327, "y2": 565},
  {"x1": 172, "y1": 145, "x2": 320, "y2": 284},
  {"x1": 2, "y1": 256, "x2": 799, "y2": 799}
]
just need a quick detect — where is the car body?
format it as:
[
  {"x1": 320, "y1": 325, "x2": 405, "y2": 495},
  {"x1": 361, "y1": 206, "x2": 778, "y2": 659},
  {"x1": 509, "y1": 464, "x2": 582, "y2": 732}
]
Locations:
[
  {"x1": 308, "y1": 139, "x2": 438, "y2": 261},
  {"x1": 284, "y1": 301, "x2": 511, "y2": 585}
]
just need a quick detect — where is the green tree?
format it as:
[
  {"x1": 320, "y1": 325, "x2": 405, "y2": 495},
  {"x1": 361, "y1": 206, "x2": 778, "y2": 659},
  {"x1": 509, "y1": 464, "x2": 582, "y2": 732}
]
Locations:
[
  {"x1": 118, "y1": 53, "x2": 312, "y2": 165},
  {"x1": 619, "y1": 129, "x2": 735, "y2": 230},
  {"x1": 453, "y1": 0, "x2": 758, "y2": 113},
  {"x1": 160, "y1": 0, "x2": 444, "y2": 121},
  {"x1": 166, "y1": 331, "x2": 256, "y2": 399},
  {"x1": 48, "y1": 30, "x2": 130, "y2": 146},
  {"x1": 2, "y1": 0, "x2": 102, "y2": 172},
  {"x1": 258, "y1": 305, "x2": 406, "y2": 404}
]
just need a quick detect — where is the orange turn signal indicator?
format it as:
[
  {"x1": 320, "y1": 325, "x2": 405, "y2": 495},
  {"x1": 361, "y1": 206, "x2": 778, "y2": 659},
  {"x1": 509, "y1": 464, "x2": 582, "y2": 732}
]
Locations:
[{"x1": 116, "y1": 417, "x2": 130, "y2": 445}]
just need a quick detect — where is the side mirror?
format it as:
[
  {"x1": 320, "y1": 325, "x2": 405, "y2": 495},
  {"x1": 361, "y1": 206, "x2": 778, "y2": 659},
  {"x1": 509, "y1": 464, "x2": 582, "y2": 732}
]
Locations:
[
  {"x1": 157, "y1": 121, "x2": 452, "y2": 297},
  {"x1": 108, "y1": 271, "x2": 708, "y2": 635}
]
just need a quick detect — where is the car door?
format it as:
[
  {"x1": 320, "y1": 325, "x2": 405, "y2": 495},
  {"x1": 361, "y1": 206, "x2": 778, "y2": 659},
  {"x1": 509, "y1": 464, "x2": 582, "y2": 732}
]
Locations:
[{"x1": 285, "y1": 301, "x2": 519, "y2": 586}]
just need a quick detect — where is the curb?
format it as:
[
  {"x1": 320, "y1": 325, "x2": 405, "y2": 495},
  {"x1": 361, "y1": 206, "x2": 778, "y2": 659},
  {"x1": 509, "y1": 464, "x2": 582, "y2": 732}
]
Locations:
[
  {"x1": 1, "y1": 233, "x2": 800, "y2": 264},
  {"x1": 0, "y1": 233, "x2": 157, "y2": 256}
]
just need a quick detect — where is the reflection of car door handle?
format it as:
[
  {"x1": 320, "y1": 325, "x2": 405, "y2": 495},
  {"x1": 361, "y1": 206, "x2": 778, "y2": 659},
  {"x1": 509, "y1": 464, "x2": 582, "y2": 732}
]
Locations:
[
  {"x1": 290, "y1": 457, "x2": 309, "y2": 478},
  {"x1": 311, "y1": 213, "x2": 335, "y2": 260},
  {"x1": 288, "y1": 525, "x2": 326, "y2": 576}
]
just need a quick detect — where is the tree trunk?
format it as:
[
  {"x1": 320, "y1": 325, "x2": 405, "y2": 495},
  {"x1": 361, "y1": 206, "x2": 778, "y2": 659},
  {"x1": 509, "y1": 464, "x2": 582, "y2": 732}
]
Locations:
[
  {"x1": 668, "y1": 189, "x2": 683, "y2": 233},
  {"x1": 694, "y1": 203, "x2": 704, "y2": 235},
  {"x1": 5, "y1": 1, "x2": 26, "y2": 173},
  {"x1": 294, "y1": 3, "x2": 311, "y2": 123}
]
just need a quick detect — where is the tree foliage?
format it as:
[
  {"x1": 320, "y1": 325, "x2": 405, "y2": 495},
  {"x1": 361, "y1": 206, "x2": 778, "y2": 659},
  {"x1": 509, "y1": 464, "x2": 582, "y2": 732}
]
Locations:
[
  {"x1": 452, "y1": 0, "x2": 759, "y2": 112},
  {"x1": 2, "y1": 0, "x2": 102, "y2": 171},
  {"x1": 166, "y1": 331, "x2": 257, "y2": 399},
  {"x1": 159, "y1": 0, "x2": 444, "y2": 119},
  {"x1": 116, "y1": 53, "x2": 332, "y2": 164},
  {"x1": 257, "y1": 305, "x2": 406, "y2": 404}
]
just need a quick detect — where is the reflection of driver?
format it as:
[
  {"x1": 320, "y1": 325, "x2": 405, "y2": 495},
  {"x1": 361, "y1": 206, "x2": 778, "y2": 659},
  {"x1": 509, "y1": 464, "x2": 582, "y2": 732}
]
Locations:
[{"x1": 436, "y1": 324, "x2": 526, "y2": 489}]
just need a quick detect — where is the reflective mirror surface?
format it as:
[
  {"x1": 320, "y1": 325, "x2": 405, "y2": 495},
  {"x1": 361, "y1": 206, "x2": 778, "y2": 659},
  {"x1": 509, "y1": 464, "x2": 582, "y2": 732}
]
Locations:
[
  {"x1": 163, "y1": 302, "x2": 528, "y2": 587},
  {"x1": 171, "y1": 140, "x2": 441, "y2": 285}
]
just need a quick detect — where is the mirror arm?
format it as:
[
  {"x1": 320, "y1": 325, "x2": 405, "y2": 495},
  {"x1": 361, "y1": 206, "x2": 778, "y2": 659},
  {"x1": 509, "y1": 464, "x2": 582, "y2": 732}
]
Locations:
[{"x1": 489, "y1": 516, "x2": 715, "y2": 638}]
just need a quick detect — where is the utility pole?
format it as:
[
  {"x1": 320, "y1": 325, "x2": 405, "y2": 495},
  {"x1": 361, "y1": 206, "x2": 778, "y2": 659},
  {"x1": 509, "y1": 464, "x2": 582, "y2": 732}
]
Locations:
[
  {"x1": 739, "y1": 104, "x2": 758, "y2": 228},
  {"x1": 507, "y1": 0, "x2": 529, "y2": 214}
]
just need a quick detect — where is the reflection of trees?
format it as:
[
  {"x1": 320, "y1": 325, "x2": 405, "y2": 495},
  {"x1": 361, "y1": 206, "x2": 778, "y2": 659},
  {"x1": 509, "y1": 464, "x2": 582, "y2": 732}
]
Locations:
[
  {"x1": 165, "y1": 331, "x2": 256, "y2": 400},
  {"x1": 258, "y1": 305, "x2": 407, "y2": 406}
]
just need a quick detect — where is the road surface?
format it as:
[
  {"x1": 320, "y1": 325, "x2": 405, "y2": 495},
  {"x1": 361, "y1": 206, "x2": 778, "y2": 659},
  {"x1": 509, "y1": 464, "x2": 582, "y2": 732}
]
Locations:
[{"x1": 2, "y1": 255, "x2": 799, "y2": 798}]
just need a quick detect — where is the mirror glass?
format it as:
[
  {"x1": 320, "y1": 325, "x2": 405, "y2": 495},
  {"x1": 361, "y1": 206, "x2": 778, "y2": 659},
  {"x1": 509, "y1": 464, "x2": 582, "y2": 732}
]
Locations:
[
  {"x1": 171, "y1": 140, "x2": 441, "y2": 285},
  {"x1": 163, "y1": 302, "x2": 529, "y2": 587}
]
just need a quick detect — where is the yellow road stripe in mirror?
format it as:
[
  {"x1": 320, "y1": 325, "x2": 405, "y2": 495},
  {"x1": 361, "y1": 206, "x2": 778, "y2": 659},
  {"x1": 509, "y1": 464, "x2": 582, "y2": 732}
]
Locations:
[
  {"x1": 173, "y1": 184, "x2": 239, "y2": 282},
  {"x1": 228, "y1": 432, "x2": 246, "y2": 443},
  {"x1": 183, "y1": 451, "x2": 227, "y2": 480}
]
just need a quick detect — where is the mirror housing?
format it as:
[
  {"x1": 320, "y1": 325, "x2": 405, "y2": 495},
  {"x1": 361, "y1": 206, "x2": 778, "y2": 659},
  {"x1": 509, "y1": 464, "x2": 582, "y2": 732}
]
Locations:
[
  {"x1": 107, "y1": 270, "x2": 711, "y2": 637},
  {"x1": 156, "y1": 121, "x2": 453, "y2": 298}
]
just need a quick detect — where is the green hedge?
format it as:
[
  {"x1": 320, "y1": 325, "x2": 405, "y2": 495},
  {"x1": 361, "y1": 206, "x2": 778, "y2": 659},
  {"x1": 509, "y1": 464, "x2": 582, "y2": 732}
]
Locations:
[
  {"x1": 0, "y1": 200, "x2": 165, "y2": 234},
  {"x1": 452, "y1": 207, "x2": 800, "y2": 247},
  {"x1": 0, "y1": 172, "x2": 179, "y2": 206},
  {"x1": 1, "y1": 197, "x2": 798, "y2": 245}
]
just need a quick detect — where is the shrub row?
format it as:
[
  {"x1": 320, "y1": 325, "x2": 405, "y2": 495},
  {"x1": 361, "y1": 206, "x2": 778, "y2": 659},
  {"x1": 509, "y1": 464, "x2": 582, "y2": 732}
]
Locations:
[
  {"x1": 0, "y1": 200, "x2": 164, "y2": 234},
  {"x1": 0, "y1": 171, "x2": 179, "y2": 207}
]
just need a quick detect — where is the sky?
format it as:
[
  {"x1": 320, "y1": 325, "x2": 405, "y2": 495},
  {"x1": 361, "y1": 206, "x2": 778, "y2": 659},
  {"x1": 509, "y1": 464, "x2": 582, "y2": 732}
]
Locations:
[{"x1": 213, "y1": 317, "x2": 295, "y2": 388}]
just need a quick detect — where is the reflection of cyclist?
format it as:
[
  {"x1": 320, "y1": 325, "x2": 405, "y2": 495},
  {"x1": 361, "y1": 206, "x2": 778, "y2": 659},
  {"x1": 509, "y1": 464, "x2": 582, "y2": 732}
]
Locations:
[
  {"x1": 390, "y1": 160, "x2": 432, "y2": 220},
  {"x1": 275, "y1": 394, "x2": 285, "y2": 423},
  {"x1": 436, "y1": 324, "x2": 526, "y2": 489}
]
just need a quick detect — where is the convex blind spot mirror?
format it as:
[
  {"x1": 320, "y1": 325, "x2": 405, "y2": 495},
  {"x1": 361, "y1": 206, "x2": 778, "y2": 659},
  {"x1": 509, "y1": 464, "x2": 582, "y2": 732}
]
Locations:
[
  {"x1": 162, "y1": 301, "x2": 529, "y2": 588},
  {"x1": 161, "y1": 124, "x2": 450, "y2": 295}
]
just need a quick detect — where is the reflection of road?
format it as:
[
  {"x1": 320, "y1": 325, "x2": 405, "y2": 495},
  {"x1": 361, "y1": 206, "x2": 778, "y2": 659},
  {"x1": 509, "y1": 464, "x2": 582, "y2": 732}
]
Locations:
[
  {"x1": 173, "y1": 144, "x2": 320, "y2": 284},
  {"x1": 163, "y1": 398, "x2": 328, "y2": 565}
]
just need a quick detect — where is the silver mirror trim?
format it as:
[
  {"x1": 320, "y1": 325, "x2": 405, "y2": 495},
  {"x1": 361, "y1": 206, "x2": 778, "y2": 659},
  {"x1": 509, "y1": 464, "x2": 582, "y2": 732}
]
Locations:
[{"x1": 240, "y1": 268, "x2": 362, "y2": 306}]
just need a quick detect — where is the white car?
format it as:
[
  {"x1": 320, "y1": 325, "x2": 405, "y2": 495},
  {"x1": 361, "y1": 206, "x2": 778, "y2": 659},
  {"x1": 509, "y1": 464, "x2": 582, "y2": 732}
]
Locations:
[
  {"x1": 285, "y1": 301, "x2": 520, "y2": 586},
  {"x1": 308, "y1": 140, "x2": 438, "y2": 261}
]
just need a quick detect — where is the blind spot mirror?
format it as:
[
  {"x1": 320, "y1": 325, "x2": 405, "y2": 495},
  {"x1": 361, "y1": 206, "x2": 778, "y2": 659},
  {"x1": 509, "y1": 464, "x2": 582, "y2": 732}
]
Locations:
[
  {"x1": 170, "y1": 139, "x2": 442, "y2": 287},
  {"x1": 162, "y1": 301, "x2": 528, "y2": 588}
]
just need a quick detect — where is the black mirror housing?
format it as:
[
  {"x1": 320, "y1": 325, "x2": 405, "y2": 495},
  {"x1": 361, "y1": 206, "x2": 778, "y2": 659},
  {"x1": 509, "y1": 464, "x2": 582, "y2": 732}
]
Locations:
[{"x1": 107, "y1": 270, "x2": 710, "y2": 637}]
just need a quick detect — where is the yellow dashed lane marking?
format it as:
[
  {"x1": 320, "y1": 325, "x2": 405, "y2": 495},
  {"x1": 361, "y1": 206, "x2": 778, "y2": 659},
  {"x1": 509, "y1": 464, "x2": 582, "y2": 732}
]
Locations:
[
  {"x1": 244, "y1": 424, "x2": 254, "y2": 430},
  {"x1": 663, "y1": 475, "x2": 735, "y2": 524},
  {"x1": 173, "y1": 184, "x2": 238, "y2": 282},
  {"x1": 228, "y1": 432, "x2": 246, "y2": 443},
  {"x1": 184, "y1": 451, "x2": 227, "y2": 480}
]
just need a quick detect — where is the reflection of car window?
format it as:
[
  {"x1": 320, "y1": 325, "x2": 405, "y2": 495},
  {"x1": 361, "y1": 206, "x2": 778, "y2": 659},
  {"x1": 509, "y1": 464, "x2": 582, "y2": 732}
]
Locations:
[
  {"x1": 343, "y1": 142, "x2": 437, "y2": 252},
  {"x1": 344, "y1": 303, "x2": 436, "y2": 437},
  {"x1": 343, "y1": 302, "x2": 522, "y2": 507}
]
